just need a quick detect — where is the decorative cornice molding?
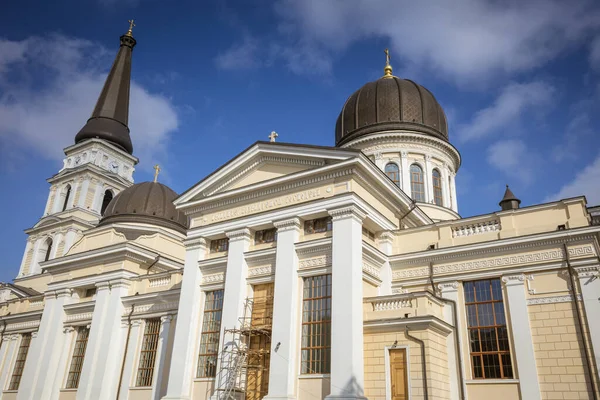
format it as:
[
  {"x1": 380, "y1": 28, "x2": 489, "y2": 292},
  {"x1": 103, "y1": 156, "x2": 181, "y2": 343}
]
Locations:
[
  {"x1": 378, "y1": 231, "x2": 395, "y2": 243},
  {"x1": 248, "y1": 266, "x2": 273, "y2": 277},
  {"x1": 574, "y1": 265, "x2": 600, "y2": 278},
  {"x1": 149, "y1": 276, "x2": 171, "y2": 288},
  {"x1": 437, "y1": 281, "x2": 459, "y2": 293},
  {"x1": 184, "y1": 237, "x2": 207, "y2": 250},
  {"x1": 226, "y1": 228, "x2": 252, "y2": 241},
  {"x1": 202, "y1": 273, "x2": 225, "y2": 285},
  {"x1": 502, "y1": 274, "x2": 526, "y2": 286},
  {"x1": 527, "y1": 294, "x2": 582, "y2": 305},
  {"x1": 452, "y1": 220, "x2": 500, "y2": 238},
  {"x1": 299, "y1": 255, "x2": 332, "y2": 269},
  {"x1": 273, "y1": 217, "x2": 302, "y2": 232}
]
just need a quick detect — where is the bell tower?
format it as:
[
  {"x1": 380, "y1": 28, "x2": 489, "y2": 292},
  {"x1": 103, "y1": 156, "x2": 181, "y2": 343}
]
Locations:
[{"x1": 16, "y1": 22, "x2": 140, "y2": 279}]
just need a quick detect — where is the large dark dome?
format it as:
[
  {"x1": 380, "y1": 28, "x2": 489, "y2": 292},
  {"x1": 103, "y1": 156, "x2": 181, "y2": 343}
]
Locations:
[
  {"x1": 335, "y1": 75, "x2": 448, "y2": 146},
  {"x1": 100, "y1": 182, "x2": 188, "y2": 233}
]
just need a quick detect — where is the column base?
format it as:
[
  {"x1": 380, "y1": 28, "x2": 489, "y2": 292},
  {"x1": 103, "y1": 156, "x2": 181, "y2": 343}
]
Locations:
[{"x1": 325, "y1": 395, "x2": 368, "y2": 400}]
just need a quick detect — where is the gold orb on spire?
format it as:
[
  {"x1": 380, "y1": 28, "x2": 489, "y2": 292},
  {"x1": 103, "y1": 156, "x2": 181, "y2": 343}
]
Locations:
[{"x1": 383, "y1": 48, "x2": 393, "y2": 77}]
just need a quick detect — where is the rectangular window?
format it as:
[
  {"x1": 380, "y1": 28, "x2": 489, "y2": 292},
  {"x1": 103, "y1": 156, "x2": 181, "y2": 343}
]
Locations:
[
  {"x1": 210, "y1": 238, "x2": 229, "y2": 253},
  {"x1": 8, "y1": 333, "x2": 31, "y2": 390},
  {"x1": 304, "y1": 217, "x2": 332, "y2": 235},
  {"x1": 136, "y1": 319, "x2": 161, "y2": 387},
  {"x1": 464, "y1": 279, "x2": 513, "y2": 379},
  {"x1": 255, "y1": 228, "x2": 277, "y2": 245},
  {"x1": 301, "y1": 275, "x2": 332, "y2": 374},
  {"x1": 197, "y1": 290, "x2": 224, "y2": 378},
  {"x1": 65, "y1": 327, "x2": 90, "y2": 389},
  {"x1": 362, "y1": 227, "x2": 375, "y2": 241}
]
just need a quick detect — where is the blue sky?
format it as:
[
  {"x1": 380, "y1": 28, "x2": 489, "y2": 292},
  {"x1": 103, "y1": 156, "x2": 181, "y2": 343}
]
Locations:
[{"x1": 1, "y1": 0, "x2": 600, "y2": 282}]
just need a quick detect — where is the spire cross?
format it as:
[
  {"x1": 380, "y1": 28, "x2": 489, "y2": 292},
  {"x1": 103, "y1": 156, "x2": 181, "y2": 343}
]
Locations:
[
  {"x1": 269, "y1": 131, "x2": 278, "y2": 143},
  {"x1": 126, "y1": 19, "x2": 135, "y2": 36},
  {"x1": 384, "y1": 48, "x2": 391, "y2": 66},
  {"x1": 383, "y1": 48, "x2": 393, "y2": 77},
  {"x1": 153, "y1": 164, "x2": 161, "y2": 183}
]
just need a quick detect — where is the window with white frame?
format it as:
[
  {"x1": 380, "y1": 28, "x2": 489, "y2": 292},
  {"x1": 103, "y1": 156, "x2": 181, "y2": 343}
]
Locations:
[
  {"x1": 136, "y1": 318, "x2": 161, "y2": 387},
  {"x1": 8, "y1": 333, "x2": 32, "y2": 390},
  {"x1": 66, "y1": 326, "x2": 90, "y2": 389},
  {"x1": 301, "y1": 274, "x2": 332, "y2": 374},
  {"x1": 197, "y1": 290, "x2": 224, "y2": 378}
]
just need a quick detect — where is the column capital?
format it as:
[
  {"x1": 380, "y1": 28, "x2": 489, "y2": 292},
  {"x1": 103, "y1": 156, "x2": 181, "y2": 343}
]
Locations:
[
  {"x1": 400, "y1": 150, "x2": 408, "y2": 158},
  {"x1": 95, "y1": 281, "x2": 111, "y2": 291},
  {"x1": 10, "y1": 335, "x2": 20, "y2": 341},
  {"x1": 160, "y1": 315, "x2": 173, "y2": 324},
  {"x1": 108, "y1": 278, "x2": 131, "y2": 290},
  {"x1": 63, "y1": 326, "x2": 76, "y2": 334},
  {"x1": 55, "y1": 288, "x2": 74, "y2": 299},
  {"x1": 226, "y1": 227, "x2": 252, "y2": 242},
  {"x1": 378, "y1": 231, "x2": 394, "y2": 244},
  {"x1": 131, "y1": 319, "x2": 143, "y2": 327},
  {"x1": 502, "y1": 273, "x2": 527, "y2": 286},
  {"x1": 328, "y1": 205, "x2": 367, "y2": 223},
  {"x1": 30, "y1": 331, "x2": 38, "y2": 338},
  {"x1": 273, "y1": 217, "x2": 301, "y2": 232},
  {"x1": 184, "y1": 237, "x2": 207, "y2": 250},
  {"x1": 438, "y1": 281, "x2": 459, "y2": 293},
  {"x1": 574, "y1": 265, "x2": 600, "y2": 279}
]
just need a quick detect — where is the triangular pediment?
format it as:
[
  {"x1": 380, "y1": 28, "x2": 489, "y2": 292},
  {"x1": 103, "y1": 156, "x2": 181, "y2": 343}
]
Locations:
[{"x1": 175, "y1": 142, "x2": 361, "y2": 204}]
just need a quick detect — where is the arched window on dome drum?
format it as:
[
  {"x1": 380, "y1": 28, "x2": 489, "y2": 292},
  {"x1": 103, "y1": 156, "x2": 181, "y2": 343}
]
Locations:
[
  {"x1": 410, "y1": 164, "x2": 425, "y2": 202},
  {"x1": 432, "y1": 169, "x2": 443, "y2": 206},
  {"x1": 44, "y1": 238, "x2": 53, "y2": 262},
  {"x1": 100, "y1": 190, "x2": 113, "y2": 215},
  {"x1": 62, "y1": 185, "x2": 72, "y2": 212},
  {"x1": 385, "y1": 163, "x2": 401, "y2": 187}
]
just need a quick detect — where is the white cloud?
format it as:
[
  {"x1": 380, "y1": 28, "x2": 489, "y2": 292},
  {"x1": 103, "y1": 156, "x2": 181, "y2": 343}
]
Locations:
[
  {"x1": 0, "y1": 34, "x2": 178, "y2": 171},
  {"x1": 487, "y1": 139, "x2": 538, "y2": 185},
  {"x1": 215, "y1": 35, "x2": 262, "y2": 70},
  {"x1": 273, "y1": 0, "x2": 600, "y2": 83},
  {"x1": 545, "y1": 153, "x2": 600, "y2": 204},
  {"x1": 457, "y1": 81, "x2": 555, "y2": 142}
]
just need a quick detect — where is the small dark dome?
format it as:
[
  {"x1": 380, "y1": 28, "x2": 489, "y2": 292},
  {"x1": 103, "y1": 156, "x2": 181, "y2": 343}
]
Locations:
[
  {"x1": 336, "y1": 76, "x2": 448, "y2": 146},
  {"x1": 100, "y1": 182, "x2": 188, "y2": 233}
]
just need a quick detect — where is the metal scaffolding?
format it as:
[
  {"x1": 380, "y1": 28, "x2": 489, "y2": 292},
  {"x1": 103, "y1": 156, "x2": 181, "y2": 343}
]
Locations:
[{"x1": 214, "y1": 296, "x2": 273, "y2": 400}]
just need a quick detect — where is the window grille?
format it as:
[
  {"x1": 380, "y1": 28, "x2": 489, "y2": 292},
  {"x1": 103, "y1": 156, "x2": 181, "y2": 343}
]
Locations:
[
  {"x1": 8, "y1": 333, "x2": 32, "y2": 390},
  {"x1": 255, "y1": 228, "x2": 277, "y2": 244},
  {"x1": 301, "y1": 275, "x2": 332, "y2": 374},
  {"x1": 136, "y1": 319, "x2": 161, "y2": 387},
  {"x1": 385, "y1": 163, "x2": 401, "y2": 187},
  {"x1": 66, "y1": 327, "x2": 89, "y2": 388},
  {"x1": 197, "y1": 290, "x2": 224, "y2": 378},
  {"x1": 304, "y1": 217, "x2": 332, "y2": 235},
  {"x1": 432, "y1": 169, "x2": 443, "y2": 206},
  {"x1": 464, "y1": 279, "x2": 513, "y2": 379},
  {"x1": 210, "y1": 238, "x2": 229, "y2": 253},
  {"x1": 410, "y1": 164, "x2": 425, "y2": 202}
]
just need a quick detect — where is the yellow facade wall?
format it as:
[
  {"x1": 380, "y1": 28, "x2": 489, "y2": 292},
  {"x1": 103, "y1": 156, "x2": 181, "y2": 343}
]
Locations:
[{"x1": 297, "y1": 377, "x2": 330, "y2": 400}]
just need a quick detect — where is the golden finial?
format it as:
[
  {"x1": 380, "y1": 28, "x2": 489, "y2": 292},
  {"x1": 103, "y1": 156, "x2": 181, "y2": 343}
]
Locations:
[
  {"x1": 383, "y1": 48, "x2": 393, "y2": 77},
  {"x1": 125, "y1": 19, "x2": 135, "y2": 37},
  {"x1": 153, "y1": 164, "x2": 161, "y2": 183},
  {"x1": 269, "y1": 131, "x2": 278, "y2": 143}
]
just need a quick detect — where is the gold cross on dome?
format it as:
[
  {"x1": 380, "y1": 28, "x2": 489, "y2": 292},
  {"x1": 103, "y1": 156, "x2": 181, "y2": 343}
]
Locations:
[
  {"x1": 384, "y1": 48, "x2": 391, "y2": 66},
  {"x1": 153, "y1": 164, "x2": 161, "y2": 182},
  {"x1": 269, "y1": 131, "x2": 278, "y2": 143},
  {"x1": 126, "y1": 19, "x2": 135, "y2": 36}
]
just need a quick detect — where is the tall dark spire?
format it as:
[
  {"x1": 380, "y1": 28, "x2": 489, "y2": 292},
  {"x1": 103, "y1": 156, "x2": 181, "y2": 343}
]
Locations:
[
  {"x1": 499, "y1": 185, "x2": 521, "y2": 211},
  {"x1": 75, "y1": 21, "x2": 136, "y2": 154}
]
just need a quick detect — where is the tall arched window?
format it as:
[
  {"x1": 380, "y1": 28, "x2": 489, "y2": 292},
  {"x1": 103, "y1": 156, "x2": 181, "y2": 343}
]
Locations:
[
  {"x1": 62, "y1": 185, "x2": 72, "y2": 212},
  {"x1": 432, "y1": 169, "x2": 443, "y2": 206},
  {"x1": 100, "y1": 190, "x2": 113, "y2": 215},
  {"x1": 44, "y1": 238, "x2": 53, "y2": 262},
  {"x1": 384, "y1": 163, "x2": 401, "y2": 187},
  {"x1": 410, "y1": 164, "x2": 425, "y2": 202}
]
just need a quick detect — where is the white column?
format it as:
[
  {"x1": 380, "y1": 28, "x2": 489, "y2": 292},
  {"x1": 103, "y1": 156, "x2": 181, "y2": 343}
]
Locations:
[
  {"x1": 50, "y1": 232, "x2": 63, "y2": 260},
  {"x1": 68, "y1": 180, "x2": 80, "y2": 210},
  {"x1": 49, "y1": 326, "x2": 78, "y2": 400},
  {"x1": 91, "y1": 181, "x2": 104, "y2": 213},
  {"x1": 44, "y1": 187, "x2": 56, "y2": 216},
  {"x1": 326, "y1": 206, "x2": 367, "y2": 400},
  {"x1": 450, "y1": 173, "x2": 458, "y2": 212},
  {"x1": 424, "y1": 154, "x2": 434, "y2": 204},
  {"x1": 18, "y1": 240, "x2": 34, "y2": 278},
  {"x1": 76, "y1": 279, "x2": 131, "y2": 400},
  {"x1": 400, "y1": 151, "x2": 411, "y2": 198},
  {"x1": 438, "y1": 282, "x2": 465, "y2": 400},
  {"x1": 0, "y1": 335, "x2": 20, "y2": 396},
  {"x1": 117, "y1": 319, "x2": 143, "y2": 400},
  {"x1": 265, "y1": 218, "x2": 301, "y2": 400},
  {"x1": 501, "y1": 274, "x2": 541, "y2": 400},
  {"x1": 52, "y1": 188, "x2": 65, "y2": 214},
  {"x1": 77, "y1": 178, "x2": 90, "y2": 208},
  {"x1": 18, "y1": 289, "x2": 78, "y2": 400},
  {"x1": 441, "y1": 164, "x2": 451, "y2": 209},
  {"x1": 152, "y1": 315, "x2": 172, "y2": 400},
  {"x1": 63, "y1": 229, "x2": 78, "y2": 256},
  {"x1": 221, "y1": 229, "x2": 251, "y2": 330},
  {"x1": 162, "y1": 238, "x2": 207, "y2": 400},
  {"x1": 30, "y1": 238, "x2": 44, "y2": 275},
  {"x1": 377, "y1": 232, "x2": 393, "y2": 296},
  {"x1": 575, "y1": 266, "x2": 600, "y2": 382}
]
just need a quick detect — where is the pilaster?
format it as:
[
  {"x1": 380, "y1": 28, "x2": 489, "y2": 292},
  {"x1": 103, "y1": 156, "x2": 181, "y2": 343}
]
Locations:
[
  {"x1": 441, "y1": 163, "x2": 451, "y2": 209},
  {"x1": 18, "y1": 239, "x2": 34, "y2": 278},
  {"x1": 49, "y1": 326, "x2": 77, "y2": 400},
  {"x1": 0, "y1": 335, "x2": 19, "y2": 396},
  {"x1": 221, "y1": 228, "x2": 252, "y2": 331},
  {"x1": 326, "y1": 206, "x2": 367, "y2": 400},
  {"x1": 265, "y1": 218, "x2": 301, "y2": 400},
  {"x1": 438, "y1": 282, "x2": 464, "y2": 400},
  {"x1": 400, "y1": 151, "x2": 411, "y2": 198},
  {"x1": 162, "y1": 238, "x2": 207, "y2": 400},
  {"x1": 501, "y1": 274, "x2": 541, "y2": 400},
  {"x1": 424, "y1": 154, "x2": 434, "y2": 204},
  {"x1": 575, "y1": 265, "x2": 600, "y2": 382},
  {"x1": 450, "y1": 172, "x2": 458, "y2": 212},
  {"x1": 77, "y1": 178, "x2": 90, "y2": 208},
  {"x1": 117, "y1": 319, "x2": 143, "y2": 400},
  {"x1": 151, "y1": 315, "x2": 172, "y2": 400}
]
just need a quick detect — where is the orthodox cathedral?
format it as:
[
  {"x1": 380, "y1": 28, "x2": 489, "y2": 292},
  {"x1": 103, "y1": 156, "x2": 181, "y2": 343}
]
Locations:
[{"x1": 1, "y1": 23, "x2": 599, "y2": 400}]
